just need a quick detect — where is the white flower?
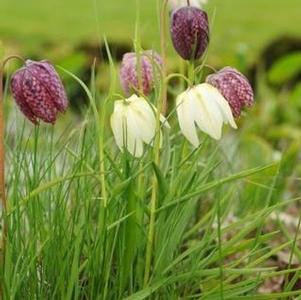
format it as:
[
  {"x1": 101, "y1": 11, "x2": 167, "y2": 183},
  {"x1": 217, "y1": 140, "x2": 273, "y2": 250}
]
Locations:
[
  {"x1": 169, "y1": 0, "x2": 208, "y2": 11},
  {"x1": 110, "y1": 94, "x2": 169, "y2": 157},
  {"x1": 176, "y1": 83, "x2": 237, "y2": 147}
]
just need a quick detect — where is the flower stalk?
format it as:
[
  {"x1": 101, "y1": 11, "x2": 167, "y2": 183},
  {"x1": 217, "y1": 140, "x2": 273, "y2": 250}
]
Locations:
[
  {"x1": 143, "y1": 0, "x2": 169, "y2": 287},
  {"x1": 0, "y1": 55, "x2": 25, "y2": 299}
]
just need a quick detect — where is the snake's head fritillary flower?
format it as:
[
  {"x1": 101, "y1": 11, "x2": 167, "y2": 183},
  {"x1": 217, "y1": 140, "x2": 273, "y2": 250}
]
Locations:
[
  {"x1": 176, "y1": 83, "x2": 237, "y2": 147},
  {"x1": 169, "y1": 0, "x2": 208, "y2": 11},
  {"x1": 110, "y1": 94, "x2": 169, "y2": 157},
  {"x1": 206, "y1": 67, "x2": 254, "y2": 118},
  {"x1": 10, "y1": 60, "x2": 68, "y2": 124},
  {"x1": 120, "y1": 50, "x2": 162, "y2": 96},
  {"x1": 170, "y1": 6, "x2": 209, "y2": 60}
]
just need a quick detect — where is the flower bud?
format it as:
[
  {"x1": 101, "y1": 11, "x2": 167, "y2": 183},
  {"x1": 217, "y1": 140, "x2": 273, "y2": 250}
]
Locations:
[
  {"x1": 170, "y1": 6, "x2": 209, "y2": 60},
  {"x1": 10, "y1": 60, "x2": 68, "y2": 124},
  {"x1": 206, "y1": 67, "x2": 254, "y2": 118},
  {"x1": 119, "y1": 50, "x2": 162, "y2": 96}
]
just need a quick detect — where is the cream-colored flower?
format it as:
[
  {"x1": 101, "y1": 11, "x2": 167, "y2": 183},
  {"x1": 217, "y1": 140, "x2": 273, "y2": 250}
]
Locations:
[
  {"x1": 111, "y1": 94, "x2": 169, "y2": 157},
  {"x1": 176, "y1": 83, "x2": 237, "y2": 147},
  {"x1": 169, "y1": 0, "x2": 208, "y2": 11}
]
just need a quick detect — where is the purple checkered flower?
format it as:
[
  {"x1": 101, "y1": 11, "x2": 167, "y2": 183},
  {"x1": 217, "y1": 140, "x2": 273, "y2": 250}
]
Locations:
[
  {"x1": 206, "y1": 67, "x2": 254, "y2": 118},
  {"x1": 170, "y1": 6, "x2": 209, "y2": 60},
  {"x1": 120, "y1": 50, "x2": 162, "y2": 96},
  {"x1": 10, "y1": 60, "x2": 68, "y2": 124}
]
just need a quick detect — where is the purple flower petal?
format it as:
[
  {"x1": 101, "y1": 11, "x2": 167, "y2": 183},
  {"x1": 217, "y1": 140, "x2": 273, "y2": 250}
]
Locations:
[
  {"x1": 10, "y1": 60, "x2": 69, "y2": 124},
  {"x1": 120, "y1": 50, "x2": 162, "y2": 96},
  {"x1": 206, "y1": 67, "x2": 254, "y2": 118}
]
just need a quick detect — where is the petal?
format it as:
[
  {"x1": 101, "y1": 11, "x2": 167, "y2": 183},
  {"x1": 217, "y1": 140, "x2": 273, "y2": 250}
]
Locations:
[
  {"x1": 10, "y1": 69, "x2": 38, "y2": 124},
  {"x1": 176, "y1": 90, "x2": 200, "y2": 147},
  {"x1": 125, "y1": 112, "x2": 144, "y2": 157},
  {"x1": 111, "y1": 99, "x2": 144, "y2": 158},
  {"x1": 21, "y1": 69, "x2": 58, "y2": 123},
  {"x1": 110, "y1": 100, "x2": 126, "y2": 150},
  {"x1": 26, "y1": 60, "x2": 68, "y2": 112},
  {"x1": 192, "y1": 84, "x2": 237, "y2": 140},
  {"x1": 128, "y1": 97, "x2": 156, "y2": 144},
  {"x1": 202, "y1": 84, "x2": 237, "y2": 129},
  {"x1": 193, "y1": 84, "x2": 225, "y2": 140}
]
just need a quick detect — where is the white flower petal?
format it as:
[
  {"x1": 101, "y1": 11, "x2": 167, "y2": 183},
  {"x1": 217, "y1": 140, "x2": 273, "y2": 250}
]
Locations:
[
  {"x1": 193, "y1": 84, "x2": 226, "y2": 140},
  {"x1": 176, "y1": 90, "x2": 200, "y2": 147},
  {"x1": 129, "y1": 97, "x2": 157, "y2": 144},
  {"x1": 205, "y1": 84, "x2": 237, "y2": 129},
  {"x1": 125, "y1": 114, "x2": 144, "y2": 157},
  {"x1": 110, "y1": 100, "x2": 126, "y2": 150},
  {"x1": 176, "y1": 83, "x2": 238, "y2": 146},
  {"x1": 111, "y1": 94, "x2": 167, "y2": 157}
]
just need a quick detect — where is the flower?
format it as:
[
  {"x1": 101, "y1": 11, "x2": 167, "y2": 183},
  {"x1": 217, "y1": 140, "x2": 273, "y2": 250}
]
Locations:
[
  {"x1": 10, "y1": 60, "x2": 68, "y2": 124},
  {"x1": 170, "y1": 6, "x2": 209, "y2": 60},
  {"x1": 206, "y1": 67, "x2": 254, "y2": 118},
  {"x1": 169, "y1": 0, "x2": 208, "y2": 11},
  {"x1": 120, "y1": 50, "x2": 162, "y2": 96},
  {"x1": 176, "y1": 83, "x2": 237, "y2": 147},
  {"x1": 110, "y1": 94, "x2": 169, "y2": 157}
]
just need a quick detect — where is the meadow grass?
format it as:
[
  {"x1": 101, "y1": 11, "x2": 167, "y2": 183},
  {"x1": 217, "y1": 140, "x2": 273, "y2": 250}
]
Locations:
[
  {"x1": 0, "y1": 56, "x2": 300, "y2": 299},
  {"x1": 0, "y1": 1, "x2": 301, "y2": 299}
]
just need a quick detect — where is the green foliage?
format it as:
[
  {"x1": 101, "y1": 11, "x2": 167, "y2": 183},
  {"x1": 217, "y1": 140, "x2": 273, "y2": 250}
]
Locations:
[
  {"x1": 268, "y1": 52, "x2": 301, "y2": 85},
  {"x1": 0, "y1": 70, "x2": 300, "y2": 298}
]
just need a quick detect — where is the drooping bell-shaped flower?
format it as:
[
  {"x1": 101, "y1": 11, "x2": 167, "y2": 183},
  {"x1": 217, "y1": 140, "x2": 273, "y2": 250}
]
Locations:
[
  {"x1": 10, "y1": 60, "x2": 68, "y2": 124},
  {"x1": 110, "y1": 94, "x2": 169, "y2": 157},
  {"x1": 206, "y1": 67, "x2": 254, "y2": 118},
  {"x1": 176, "y1": 83, "x2": 237, "y2": 147},
  {"x1": 119, "y1": 50, "x2": 162, "y2": 96},
  {"x1": 169, "y1": 0, "x2": 208, "y2": 11},
  {"x1": 170, "y1": 6, "x2": 209, "y2": 60}
]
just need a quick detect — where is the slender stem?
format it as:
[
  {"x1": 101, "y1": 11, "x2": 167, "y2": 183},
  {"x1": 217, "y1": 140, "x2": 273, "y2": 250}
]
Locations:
[
  {"x1": 187, "y1": 61, "x2": 195, "y2": 86},
  {"x1": 143, "y1": 0, "x2": 169, "y2": 287},
  {"x1": 0, "y1": 55, "x2": 24, "y2": 299},
  {"x1": 216, "y1": 196, "x2": 224, "y2": 300},
  {"x1": 0, "y1": 62, "x2": 6, "y2": 252},
  {"x1": 187, "y1": 0, "x2": 191, "y2": 6},
  {"x1": 160, "y1": 0, "x2": 168, "y2": 116}
]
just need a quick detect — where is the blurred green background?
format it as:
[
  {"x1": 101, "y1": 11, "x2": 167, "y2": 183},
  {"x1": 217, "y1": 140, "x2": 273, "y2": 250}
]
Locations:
[{"x1": 1, "y1": 0, "x2": 301, "y2": 66}]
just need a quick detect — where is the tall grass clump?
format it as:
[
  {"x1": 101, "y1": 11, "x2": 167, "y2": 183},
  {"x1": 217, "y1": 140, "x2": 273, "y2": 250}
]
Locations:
[{"x1": 0, "y1": 0, "x2": 301, "y2": 299}]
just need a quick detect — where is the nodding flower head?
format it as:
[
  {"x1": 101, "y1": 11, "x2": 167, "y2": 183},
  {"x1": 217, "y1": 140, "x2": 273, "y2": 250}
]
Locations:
[
  {"x1": 10, "y1": 60, "x2": 68, "y2": 124},
  {"x1": 170, "y1": 6, "x2": 209, "y2": 60},
  {"x1": 206, "y1": 67, "x2": 254, "y2": 118},
  {"x1": 176, "y1": 83, "x2": 237, "y2": 147},
  {"x1": 119, "y1": 50, "x2": 162, "y2": 96},
  {"x1": 110, "y1": 94, "x2": 169, "y2": 157}
]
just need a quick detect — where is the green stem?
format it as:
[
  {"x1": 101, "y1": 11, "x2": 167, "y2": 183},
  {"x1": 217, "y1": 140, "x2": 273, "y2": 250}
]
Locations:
[
  {"x1": 0, "y1": 55, "x2": 24, "y2": 299},
  {"x1": 187, "y1": 60, "x2": 195, "y2": 86},
  {"x1": 216, "y1": 196, "x2": 224, "y2": 300},
  {"x1": 143, "y1": 0, "x2": 169, "y2": 287},
  {"x1": 99, "y1": 104, "x2": 108, "y2": 209}
]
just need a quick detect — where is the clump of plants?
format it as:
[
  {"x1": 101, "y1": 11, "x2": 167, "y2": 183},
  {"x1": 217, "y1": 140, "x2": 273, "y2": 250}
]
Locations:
[{"x1": 0, "y1": 1, "x2": 300, "y2": 299}]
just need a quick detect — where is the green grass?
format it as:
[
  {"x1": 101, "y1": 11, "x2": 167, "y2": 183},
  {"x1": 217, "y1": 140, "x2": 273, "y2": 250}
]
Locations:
[
  {"x1": 0, "y1": 49, "x2": 300, "y2": 299},
  {"x1": 2, "y1": 91, "x2": 301, "y2": 299},
  {"x1": 1, "y1": 0, "x2": 301, "y2": 66},
  {"x1": 1, "y1": 1, "x2": 301, "y2": 299}
]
